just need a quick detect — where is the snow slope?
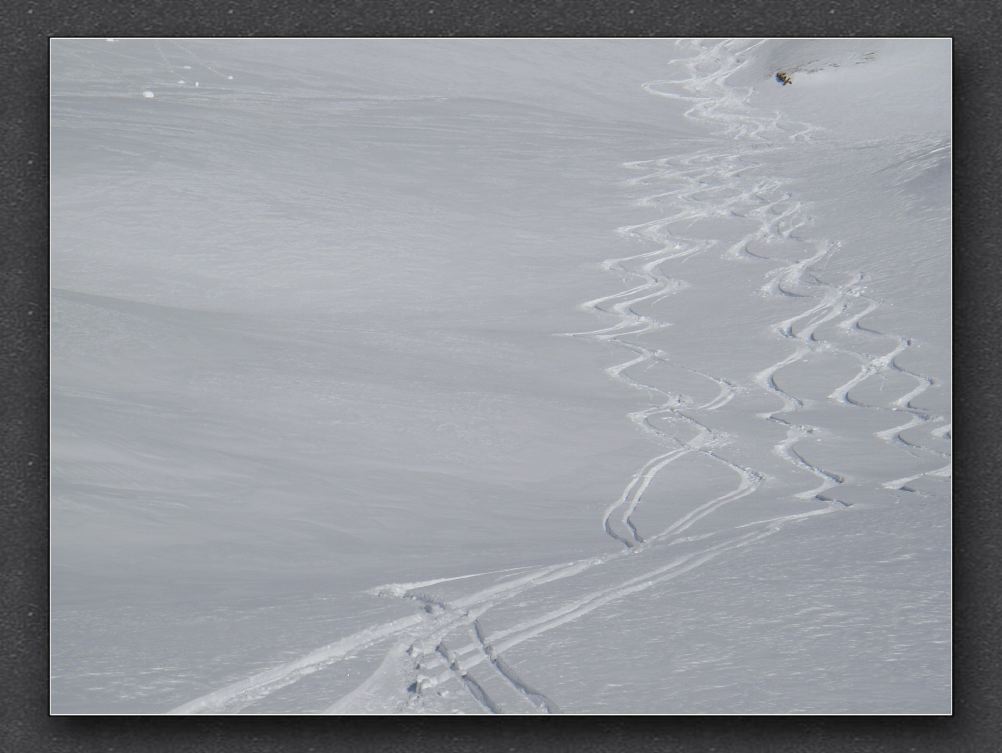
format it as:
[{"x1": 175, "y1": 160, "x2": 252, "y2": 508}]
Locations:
[{"x1": 51, "y1": 38, "x2": 950, "y2": 714}]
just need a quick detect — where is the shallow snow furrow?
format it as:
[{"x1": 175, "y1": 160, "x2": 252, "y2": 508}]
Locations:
[
  {"x1": 472, "y1": 619, "x2": 558, "y2": 714},
  {"x1": 168, "y1": 612, "x2": 426, "y2": 713},
  {"x1": 882, "y1": 462, "x2": 952, "y2": 492},
  {"x1": 754, "y1": 262, "x2": 860, "y2": 502},
  {"x1": 435, "y1": 642, "x2": 499, "y2": 714},
  {"x1": 825, "y1": 295, "x2": 951, "y2": 479},
  {"x1": 480, "y1": 528, "x2": 777, "y2": 657}
]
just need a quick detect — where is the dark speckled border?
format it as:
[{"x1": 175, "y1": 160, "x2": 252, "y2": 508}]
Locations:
[{"x1": 3, "y1": 1, "x2": 996, "y2": 750}]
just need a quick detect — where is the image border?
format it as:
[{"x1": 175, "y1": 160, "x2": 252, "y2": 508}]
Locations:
[{"x1": 4, "y1": 0, "x2": 995, "y2": 750}]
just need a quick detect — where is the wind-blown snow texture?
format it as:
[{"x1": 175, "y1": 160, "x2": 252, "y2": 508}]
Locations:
[{"x1": 51, "y1": 39, "x2": 951, "y2": 714}]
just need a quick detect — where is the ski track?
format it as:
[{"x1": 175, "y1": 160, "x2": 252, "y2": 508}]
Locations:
[{"x1": 168, "y1": 39, "x2": 950, "y2": 715}]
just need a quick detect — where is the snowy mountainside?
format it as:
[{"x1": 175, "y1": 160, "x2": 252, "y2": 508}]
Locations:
[{"x1": 51, "y1": 38, "x2": 950, "y2": 714}]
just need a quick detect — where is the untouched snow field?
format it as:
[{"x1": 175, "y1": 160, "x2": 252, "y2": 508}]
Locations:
[{"x1": 51, "y1": 39, "x2": 951, "y2": 714}]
